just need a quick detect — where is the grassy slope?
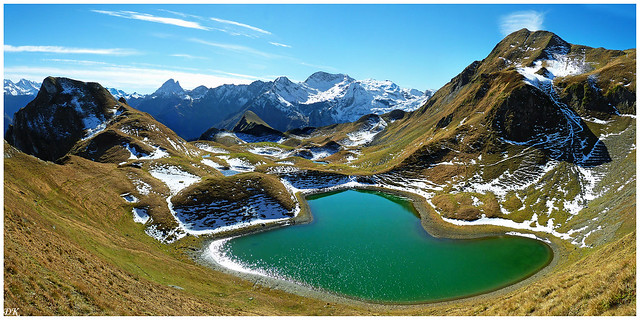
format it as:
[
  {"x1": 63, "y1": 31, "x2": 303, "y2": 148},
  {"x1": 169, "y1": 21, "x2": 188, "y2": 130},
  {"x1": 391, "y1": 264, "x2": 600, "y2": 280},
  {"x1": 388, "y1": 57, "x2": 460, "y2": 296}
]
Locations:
[
  {"x1": 3, "y1": 144, "x2": 370, "y2": 316},
  {"x1": 4, "y1": 142, "x2": 635, "y2": 315}
]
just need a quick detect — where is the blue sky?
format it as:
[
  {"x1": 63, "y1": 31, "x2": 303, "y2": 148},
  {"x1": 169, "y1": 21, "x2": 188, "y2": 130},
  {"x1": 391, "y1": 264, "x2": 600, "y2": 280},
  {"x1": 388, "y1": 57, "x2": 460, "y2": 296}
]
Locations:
[{"x1": 4, "y1": 4, "x2": 636, "y2": 94}]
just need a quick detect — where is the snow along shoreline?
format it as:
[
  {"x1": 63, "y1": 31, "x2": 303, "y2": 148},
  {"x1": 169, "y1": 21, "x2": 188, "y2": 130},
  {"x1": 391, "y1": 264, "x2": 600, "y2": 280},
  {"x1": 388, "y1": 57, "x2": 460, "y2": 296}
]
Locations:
[{"x1": 200, "y1": 177, "x2": 562, "y2": 308}]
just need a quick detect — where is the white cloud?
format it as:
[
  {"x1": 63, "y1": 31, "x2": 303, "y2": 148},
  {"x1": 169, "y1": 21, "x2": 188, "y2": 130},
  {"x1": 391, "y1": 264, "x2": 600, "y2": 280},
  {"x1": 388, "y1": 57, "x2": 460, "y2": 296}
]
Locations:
[
  {"x1": 4, "y1": 45, "x2": 138, "y2": 55},
  {"x1": 170, "y1": 53, "x2": 208, "y2": 60},
  {"x1": 4, "y1": 65, "x2": 254, "y2": 94},
  {"x1": 190, "y1": 38, "x2": 279, "y2": 59},
  {"x1": 206, "y1": 69, "x2": 267, "y2": 80},
  {"x1": 92, "y1": 10, "x2": 210, "y2": 31},
  {"x1": 269, "y1": 42, "x2": 292, "y2": 48},
  {"x1": 500, "y1": 11, "x2": 545, "y2": 36},
  {"x1": 210, "y1": 17, "x2": 271, "y2": 35},
  {"x1": 43, "y1": 58, "x2": 111, "y2": 66}
]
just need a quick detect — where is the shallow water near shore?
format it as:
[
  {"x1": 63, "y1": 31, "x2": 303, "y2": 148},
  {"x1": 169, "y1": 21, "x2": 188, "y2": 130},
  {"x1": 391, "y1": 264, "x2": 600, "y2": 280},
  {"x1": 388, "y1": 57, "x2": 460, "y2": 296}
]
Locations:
[{"x1": 217, "y1": 189, "x2": 552, "y2": 303}]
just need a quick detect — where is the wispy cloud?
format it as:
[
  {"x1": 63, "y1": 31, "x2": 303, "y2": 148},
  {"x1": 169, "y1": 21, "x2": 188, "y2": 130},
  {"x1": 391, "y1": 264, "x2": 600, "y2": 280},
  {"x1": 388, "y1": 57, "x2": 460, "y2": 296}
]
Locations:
[
  {"x1": 170, "y1": 53, "x2": 208, "y2": 60},
  {"x1": 157, "y1": 9, "x2": 191, "y2": 19},
  {"x1": 210, "y1": 17, "x2": 271, "y2": 35},
  {"x1": 4, "y1": 45, "x2": 138, "y2": 55},
  {"x1": 43, "y1": 58, "x2": 111, "y2": 66},
  {"x1": 500, "y1": 11, "x2": 545, "y2": 36},
  {"x1": 190, "y1": 38, "x2": 279, "y2": 59},
  {"x1": 269, "y1": 41, "x2": 292, "y2": 48},
  {"x1": 207, "y1": 69, "x2": 267, "y2": 80},
  {"x1": 92, "y1": 10, "x2": 210, "y2": 31}
]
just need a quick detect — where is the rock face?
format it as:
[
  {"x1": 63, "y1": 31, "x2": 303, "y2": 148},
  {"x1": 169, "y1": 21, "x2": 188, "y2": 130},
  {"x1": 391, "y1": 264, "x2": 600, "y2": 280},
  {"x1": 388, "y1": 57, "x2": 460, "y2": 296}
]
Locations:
[
  {"x1": 6, "y1": 77, "x2": 123, "y2": 161},
  {"x1": 491, "y1": 82, "x2": 610, "y2": 166}
]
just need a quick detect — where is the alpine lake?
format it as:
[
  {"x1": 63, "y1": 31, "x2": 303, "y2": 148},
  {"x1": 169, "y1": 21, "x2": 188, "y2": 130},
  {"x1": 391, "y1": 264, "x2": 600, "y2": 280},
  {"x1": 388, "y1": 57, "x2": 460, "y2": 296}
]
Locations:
[{"x1": 215, "y1": 189, "x2": 553, "y2": 303}]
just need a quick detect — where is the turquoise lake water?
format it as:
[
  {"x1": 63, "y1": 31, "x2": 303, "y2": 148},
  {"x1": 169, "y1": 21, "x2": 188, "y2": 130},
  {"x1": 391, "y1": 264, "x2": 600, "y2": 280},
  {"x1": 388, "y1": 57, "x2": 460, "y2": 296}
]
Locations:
[{"x1": 219, "y1": 189, "x2": 552, "y2": 303}]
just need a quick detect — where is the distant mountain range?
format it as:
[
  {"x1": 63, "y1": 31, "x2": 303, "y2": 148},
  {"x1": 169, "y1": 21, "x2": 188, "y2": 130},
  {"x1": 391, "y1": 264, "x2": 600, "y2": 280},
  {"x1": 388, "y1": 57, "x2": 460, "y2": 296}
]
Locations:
[
  {"x1": 4, "y1": 79, "x2": 40, "y2": 95},
  {"x1": 4, "y1": 73, "x2": 432, "y2": 140},
  {"x1": 127, "y1": 72, "x2": 433, "y2": 140}
]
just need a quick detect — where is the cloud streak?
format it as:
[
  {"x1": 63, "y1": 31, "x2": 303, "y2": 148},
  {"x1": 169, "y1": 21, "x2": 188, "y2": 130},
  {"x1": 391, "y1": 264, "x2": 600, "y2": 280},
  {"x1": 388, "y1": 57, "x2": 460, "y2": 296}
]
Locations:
[
  {"x1": 92, "y1": 10, "x2": 210, "y2": 31},
  {"x1": 190, "y1": 38, "x2": 279, "y2": 59},
  {"x1": 4, "y1": 45, "x2": 138, "y2": 55},
  {"x1": 210, "y1": 17, "x2": 271, "y2": 35},
  {"x1": 170, "y1": 53, "x2": 208, "y2": 60},
  {"x1": 500, "y1": 11, "x2": 545, "y2": 36},
  {"x1": 269, "y1": 42, "x2": 292, "y2": 48}
]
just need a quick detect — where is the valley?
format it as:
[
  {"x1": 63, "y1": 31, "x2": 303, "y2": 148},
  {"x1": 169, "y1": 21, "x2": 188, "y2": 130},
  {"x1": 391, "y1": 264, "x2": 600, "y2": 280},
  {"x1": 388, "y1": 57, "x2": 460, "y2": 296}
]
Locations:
[{"x1": 4, "y1": 29, "x2": 636, "y2": 315}]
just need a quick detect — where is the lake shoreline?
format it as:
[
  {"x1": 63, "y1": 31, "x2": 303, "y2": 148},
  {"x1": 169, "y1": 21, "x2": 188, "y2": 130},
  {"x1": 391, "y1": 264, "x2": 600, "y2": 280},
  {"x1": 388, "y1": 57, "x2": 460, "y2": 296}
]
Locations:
[{"x1": 188, "y1": 184, "x2": 567, "y2": 310}]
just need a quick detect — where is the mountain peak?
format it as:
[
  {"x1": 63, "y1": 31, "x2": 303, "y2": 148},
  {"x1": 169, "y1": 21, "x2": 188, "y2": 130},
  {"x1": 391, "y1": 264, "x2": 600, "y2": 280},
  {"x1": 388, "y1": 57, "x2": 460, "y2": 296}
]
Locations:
[
  {"x1": 304, "y1": 71, "x2": 354, "y2": 91},
  {"x1": 273, "y1": 76, "x2": 293, "y2": 85},
  {"x1": 483, "y1": 29, "x2": 572, "y2": 73},
  {"x1": 232, "y1": 110, "x2": 284, "y2": 141},
  {"x1": 153, "y1": 79, "x2": 185, "y2": 96}
]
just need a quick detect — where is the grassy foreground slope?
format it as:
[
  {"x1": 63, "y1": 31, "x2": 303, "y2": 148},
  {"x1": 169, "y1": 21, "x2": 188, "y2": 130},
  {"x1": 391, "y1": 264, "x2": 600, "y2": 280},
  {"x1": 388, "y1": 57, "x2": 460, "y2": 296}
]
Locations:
[{"x1": 4, "y1": 141, "x2": 634, "y2": 315}]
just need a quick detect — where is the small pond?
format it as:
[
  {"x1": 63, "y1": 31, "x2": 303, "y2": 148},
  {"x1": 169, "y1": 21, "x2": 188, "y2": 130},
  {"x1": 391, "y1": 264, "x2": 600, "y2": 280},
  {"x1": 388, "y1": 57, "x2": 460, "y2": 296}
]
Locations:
[{"x1": 213, "y1": 189, "x2": 552, "y2": 303}]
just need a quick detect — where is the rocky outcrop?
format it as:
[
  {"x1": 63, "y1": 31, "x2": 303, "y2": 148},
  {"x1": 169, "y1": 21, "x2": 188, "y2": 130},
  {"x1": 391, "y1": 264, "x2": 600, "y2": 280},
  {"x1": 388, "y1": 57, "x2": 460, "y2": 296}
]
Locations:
[{"x1": 6, "y1": 77, "x2": 122, "y2": 161}]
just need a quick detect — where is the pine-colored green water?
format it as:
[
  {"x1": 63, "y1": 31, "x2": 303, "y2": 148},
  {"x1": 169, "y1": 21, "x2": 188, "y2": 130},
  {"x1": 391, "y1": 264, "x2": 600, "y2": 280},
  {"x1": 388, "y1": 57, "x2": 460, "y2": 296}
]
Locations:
[{"x1": 218, "y1": 189, "x2": 552, "y2": 303}]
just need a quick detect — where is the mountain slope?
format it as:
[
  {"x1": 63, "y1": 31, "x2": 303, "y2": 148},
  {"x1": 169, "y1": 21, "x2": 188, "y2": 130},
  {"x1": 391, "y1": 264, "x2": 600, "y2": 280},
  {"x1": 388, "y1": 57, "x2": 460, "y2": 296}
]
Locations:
[{"x1": 368, "y1": 29, "x2": 634, "y2": 171}]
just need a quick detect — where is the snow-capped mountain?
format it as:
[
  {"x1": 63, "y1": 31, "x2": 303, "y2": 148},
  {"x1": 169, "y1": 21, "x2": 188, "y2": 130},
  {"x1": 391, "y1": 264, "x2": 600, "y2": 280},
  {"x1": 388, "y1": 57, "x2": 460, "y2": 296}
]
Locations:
[
  {"x1": 261, "y1": 72, "x2": 433, "y2": 122},
  {"x1": 131, "y1": 72, "x2": 433, "y2": 139},
  {"x1": 152, "y1": 79, "x2": 186, "y2": 97},
  {"x1": 4, "y1": 79, "x2": 41, "y2": 96},
  {"x1": 4, "y1": 79, "x2": 43, "y2": 132},
  {"x1": 226, "y1": 71, "x2": 433, "y2": 133},
  {"x1": 107, "y1": 87, "x2": 144, "y2": 100}
]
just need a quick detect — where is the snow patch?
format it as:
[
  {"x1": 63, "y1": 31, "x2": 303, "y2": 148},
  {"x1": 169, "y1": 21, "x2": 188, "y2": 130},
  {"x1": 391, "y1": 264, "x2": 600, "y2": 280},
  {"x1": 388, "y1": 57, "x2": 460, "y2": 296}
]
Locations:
[
  {"x1": 123, "y1": 143, "x2": 169, "y2": 160},
  {"x1": 132, "y1": 207, "x2": 150, "y2": 224},
  {"x1": 120, "y1": 193, "x2": 138, "y2": 203},
  {"x1": 149, "y1": 165, "x2": 201, "y2": 195},
  {"x1": 194, "y1": 143, "x2": 229, "y2": 154},
  {"x1": 132, "y1": 179, "x2": 152, "y2": 196}
]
